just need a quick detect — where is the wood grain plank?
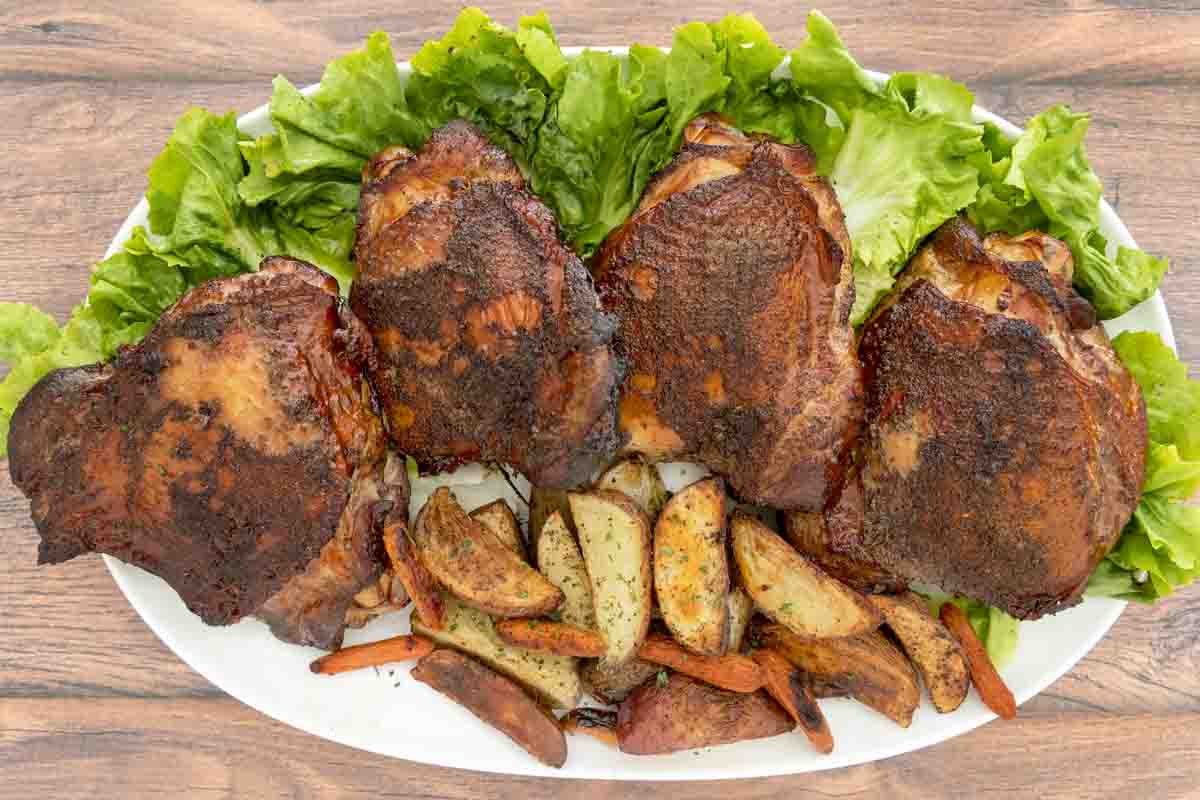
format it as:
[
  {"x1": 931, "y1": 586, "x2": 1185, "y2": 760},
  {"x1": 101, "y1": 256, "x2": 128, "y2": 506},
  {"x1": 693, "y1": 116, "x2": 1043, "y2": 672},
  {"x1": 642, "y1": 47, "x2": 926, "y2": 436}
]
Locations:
[{"x1": 1, "y1": 697, "x2": 1198, "y2": 800}]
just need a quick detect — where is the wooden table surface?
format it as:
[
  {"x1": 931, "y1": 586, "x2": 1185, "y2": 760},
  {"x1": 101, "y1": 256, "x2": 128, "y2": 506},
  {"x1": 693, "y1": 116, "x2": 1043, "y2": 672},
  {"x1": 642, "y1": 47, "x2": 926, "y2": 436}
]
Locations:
[{"x1": 1, "y1": 1, "x2": 1198, "y2": 797}]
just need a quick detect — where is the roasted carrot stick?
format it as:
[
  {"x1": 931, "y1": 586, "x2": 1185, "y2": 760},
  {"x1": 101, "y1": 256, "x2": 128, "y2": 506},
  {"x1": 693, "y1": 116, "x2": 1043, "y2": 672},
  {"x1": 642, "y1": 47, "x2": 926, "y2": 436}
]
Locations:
[
  {"x1": 939, "y1": 603, "x2": 1017, "y2": 720},
  {"x1": 309, "y1": 634, "x2": 435, "y2": 675},
  {"x1": 637, "y1": 633, "x2": 765, "y2": 693},
  {"x1": 495, "y1": 619, "x2": 607, "y2": 657},
  {"x1": 752, "y1": 648, "x2": 834, "y2": 754},
  {"x1": 382, "y1": 512, "x2": 445, "y2": 630}
]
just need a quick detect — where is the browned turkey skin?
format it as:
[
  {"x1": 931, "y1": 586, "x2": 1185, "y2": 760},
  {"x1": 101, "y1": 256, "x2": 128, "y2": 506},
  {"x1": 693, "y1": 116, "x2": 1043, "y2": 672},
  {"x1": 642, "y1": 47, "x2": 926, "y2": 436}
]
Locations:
[
  {"x1": 352, "y1": 121, "x2": 622, "y2": 488},
  {"x1": 594, "y1": 114, "x2": 862, "y2": 511},
  {"x1": 8, "y1": 258, "x2": 404, "y2": 650},
  {"x1": 852, "y1": 218, "x2": 1147, "y2": 619}
]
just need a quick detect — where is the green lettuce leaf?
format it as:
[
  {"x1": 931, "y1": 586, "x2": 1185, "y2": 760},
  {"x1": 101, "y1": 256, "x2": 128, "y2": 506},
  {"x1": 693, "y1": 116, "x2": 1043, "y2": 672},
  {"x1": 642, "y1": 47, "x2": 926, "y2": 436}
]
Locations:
[
  {"x1": 1087, "y1": 332, "x2": 1200, "y2": 602},
  {"x1": 1113, "y1": 332, "x2": 1200, "y2": 459},
  {"x1": 528, "y1": 48, "x2": 671, "y2": 255},
  {"x1": 406, "y1": 8, "x2": 558, "y2": 166},
  {"x1": 0, "y1": 304, "x2": 60, "y2": 364},
  {"x1": 832, "y1": 105, "x2": 984, "y2": 323},
  {"x1": 788, "y1": 12, "x2": 985, "y2": 324},
  {"x1": 968, "y1": 106, "x2": 1167, "y2": 318}
]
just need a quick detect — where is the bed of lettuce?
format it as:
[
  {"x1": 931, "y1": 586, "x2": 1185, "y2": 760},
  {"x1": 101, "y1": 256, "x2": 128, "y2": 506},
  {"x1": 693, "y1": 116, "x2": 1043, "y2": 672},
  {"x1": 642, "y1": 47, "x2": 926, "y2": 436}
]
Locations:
[{"x1": 1, "y1": 9, "x2": 1195, "y2": 657}]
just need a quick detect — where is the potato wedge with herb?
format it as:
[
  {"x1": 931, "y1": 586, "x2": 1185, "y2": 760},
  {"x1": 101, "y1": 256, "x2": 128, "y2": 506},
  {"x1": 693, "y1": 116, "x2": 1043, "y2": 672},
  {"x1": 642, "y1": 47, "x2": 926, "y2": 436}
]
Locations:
[
  {"x1": 595, "y1": 458, "x2": 669, "y2": 517},
  {"x1": 758, "y1": 623, "x2": 920, "y2": 728},
  {"x1": 654, "y1": 477, "x2": 729, "y2": 655},
  {"x1": 784, "y1": 508, "x2": 906, "y2": 594},
  {"x1": 536, "y1": 511, "x2": 595, "y2": 629},
  {"x1": 732, "y1": 514, "x2": 879, "y2": 639},
  {"x1": 569, "y1": 490, "x2": 653, "y2": 666},
  {"x1": 470, "y1": 498, "x2": 526, "y2": 561},
  {"x1": 529, "y1": 487, "x2": 573, "y2": 559},
  {"x1": 411, "y1": 595, "x2": 581, "y2": 708},
  {"x1": 870, "y1": 592, "x2": 969, "y2": 713},
  {"x1": 616, "y1": 673, "x2": 794, "y2": 755},
  {"x1": 413, "y1": 488, "x2": 562, "y2": 618},
  {"x1": 412, "y1": 649, "x2": 567, "y2": 768},
  {"x1": 726, "y1": 588, "x2": 756, "y2": 652},
  {"x1": 581, "y1": 657, "x2": 661, "y2": 705}
]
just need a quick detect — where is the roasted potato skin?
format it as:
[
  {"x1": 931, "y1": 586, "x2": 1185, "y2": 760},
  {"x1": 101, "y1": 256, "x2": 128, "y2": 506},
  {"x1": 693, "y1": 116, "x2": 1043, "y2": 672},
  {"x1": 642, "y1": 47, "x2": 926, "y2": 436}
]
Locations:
[
  {"x1": 595, "y1": 457, "x2": 669, "y2": 517},
  {"x1": 654, "y1": 477, "x2": 730, "y2": 655},
  {"x1": 870, "y1": 592, "x2": 969, "y2": 713},
  {"x1": 616, "y1": 673, "x2": 794, "y2": 755},
  {"x1": 569, "y1": 490, "x2": 654, "y2": 666},
  {"x1": 732, "y1": 513, "x2": 880, "y2": 639},
  {"x1": 470, "y1": 499, "x2": 526, "y2": 561},
  {"x1": 757, "y1": 622, "x2": 920, "y2": 727},
  {"x1": 412, "y1": 649, "x2": 568, "y2": 768},
  {"x1": 581, "y1": 657, "x2": 661, "y2": 705},
  {"x1": 413, "y1": 488, "x2": 562, "y2": 618},
  {"x1": 529, "y1": 487, "x2": 573, "y2": 559}
]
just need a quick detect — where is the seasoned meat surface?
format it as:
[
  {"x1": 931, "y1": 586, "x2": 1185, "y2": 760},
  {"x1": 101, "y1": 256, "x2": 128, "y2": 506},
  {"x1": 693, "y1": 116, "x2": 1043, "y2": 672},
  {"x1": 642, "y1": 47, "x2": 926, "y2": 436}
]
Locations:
[
  {"x1": 784, "y1": 465, "x2": 907, "y2": 594},
  {"x1": 8, "y1": 258, "x2": 402, "y2": 649},
  {"x1": 352, "y1": 122, "x2": 621, "y2": 488},
  {"x1": 594, "y1": 114, "x2": 862, "y2": 510},
  {"x1": 855, "y1": 218, "x2": 1147, "y2": 619}
]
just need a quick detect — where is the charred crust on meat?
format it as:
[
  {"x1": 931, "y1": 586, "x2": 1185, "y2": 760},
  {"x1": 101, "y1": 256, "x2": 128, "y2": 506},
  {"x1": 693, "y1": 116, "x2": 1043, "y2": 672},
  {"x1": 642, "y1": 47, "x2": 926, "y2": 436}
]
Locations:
[
  {"x1": 8, "y1": 258, "x2": 402, "y2": 648},
  {"x1": 855, "y1": 218, "x2": 1147, "y2": 619}
]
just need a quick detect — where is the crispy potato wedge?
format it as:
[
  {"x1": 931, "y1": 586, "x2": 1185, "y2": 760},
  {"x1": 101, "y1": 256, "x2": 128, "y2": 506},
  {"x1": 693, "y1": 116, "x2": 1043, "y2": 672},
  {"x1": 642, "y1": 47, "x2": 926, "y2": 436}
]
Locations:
[
  {"x1": 784, "y1": 510, "x2": 906, "y2": 594},
  {"x1": 758, "y1": 623, "x2": 920, "y2": 728},
  {"x1": 638, "y1": 633, "x2": 763, "y2": 693},
  {"x1": 871, "y1": 592, "x2": 969, "y2": 713},
  {"x1": 412, "y1": 649, "x2": 567, "y2": 768},
  {"x1": 496, "y1": 619, "x2": 606, "y2": 657},
  {"x1": 310, "y1": 635, "x2": 434, "y2": 675},
  {"x1": 940, "y1": 603, "x2": 1017, "y2": 720},
  {"x1": 536, "y1": 511, "x2": 596, "y2": 629},
  {"x1": 654, "y1": 477, "x2": 730, "y2": 655},
  {"x1": 382, "y1": 512, "x2": 445, "y2": 630},
  {"x1": 726, "y1": 589, "x2": 756, "y2": 653},
  {"x1": 470, "y1": 499, "x2": 526, "y2": 561},
  {"x1": 616, "y1": 673, "x2": 794, "y2": 755},
  {"x1": 529, "y1": 487, "x2": 573, "y2": 559},
  {"x1": 731, "y1": 514, "x2": 880, "y2": 639},
  {"x1": 581, "y1": 657, "x2": 661, "y2": 705},
  {"x1": 560, "y1": 707, "x2": 619, "y2": 748},
  {"x1": 752, "y1": 648, "x2": 834, "y2": 754},
  {"x1": 413, "y1": 488, "x2": 562, "y2": 618},
  {"x1": 569, "y1": 490, "x2": 653, "y2": 666},
  {"x1": 412, "y1": 595, "x2": 581, "y2": 708},
  {"x1": 595, "y1": 458, "x2": 669, "y2": 518}
]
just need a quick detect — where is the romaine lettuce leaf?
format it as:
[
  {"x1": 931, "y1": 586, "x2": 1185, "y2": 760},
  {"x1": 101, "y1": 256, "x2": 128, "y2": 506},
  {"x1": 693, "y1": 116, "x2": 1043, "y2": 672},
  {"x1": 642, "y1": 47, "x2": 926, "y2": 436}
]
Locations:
[
  {"x1": 0, "y1": 304, "x2": 60, "y2": 364},
  {"x1": 406, "y1": 8, "x2": 558, "y2": 166},
  {"x1": 1087, "y1": 332, "x2": 1200, "y2": 602},
  {"x1": 968, "y1": 106, "x2": 1167, "y2": 318},
  {"x1": 788, "y1": 12, "x2": 985, "y2": 324}
]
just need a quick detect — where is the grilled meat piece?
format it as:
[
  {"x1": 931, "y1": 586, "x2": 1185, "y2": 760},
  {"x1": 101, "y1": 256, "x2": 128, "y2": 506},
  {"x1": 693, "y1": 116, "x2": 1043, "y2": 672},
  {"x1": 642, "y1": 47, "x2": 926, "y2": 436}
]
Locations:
[
  {"x1": 352, "y1": 122, "x2": 621, "y2": 488},
  {"x1": 594, "y1": 114, "x2": 862, "y2": 510},
  {"x1": 855, "y1": 218, "x2": 1147, "y2": 619},
  {"x1": 784, "y1": 465, "x2": 907, "y2": 594},
  {"x1": 8, "y1": 258, "x2": 402, "y2": 649}
]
